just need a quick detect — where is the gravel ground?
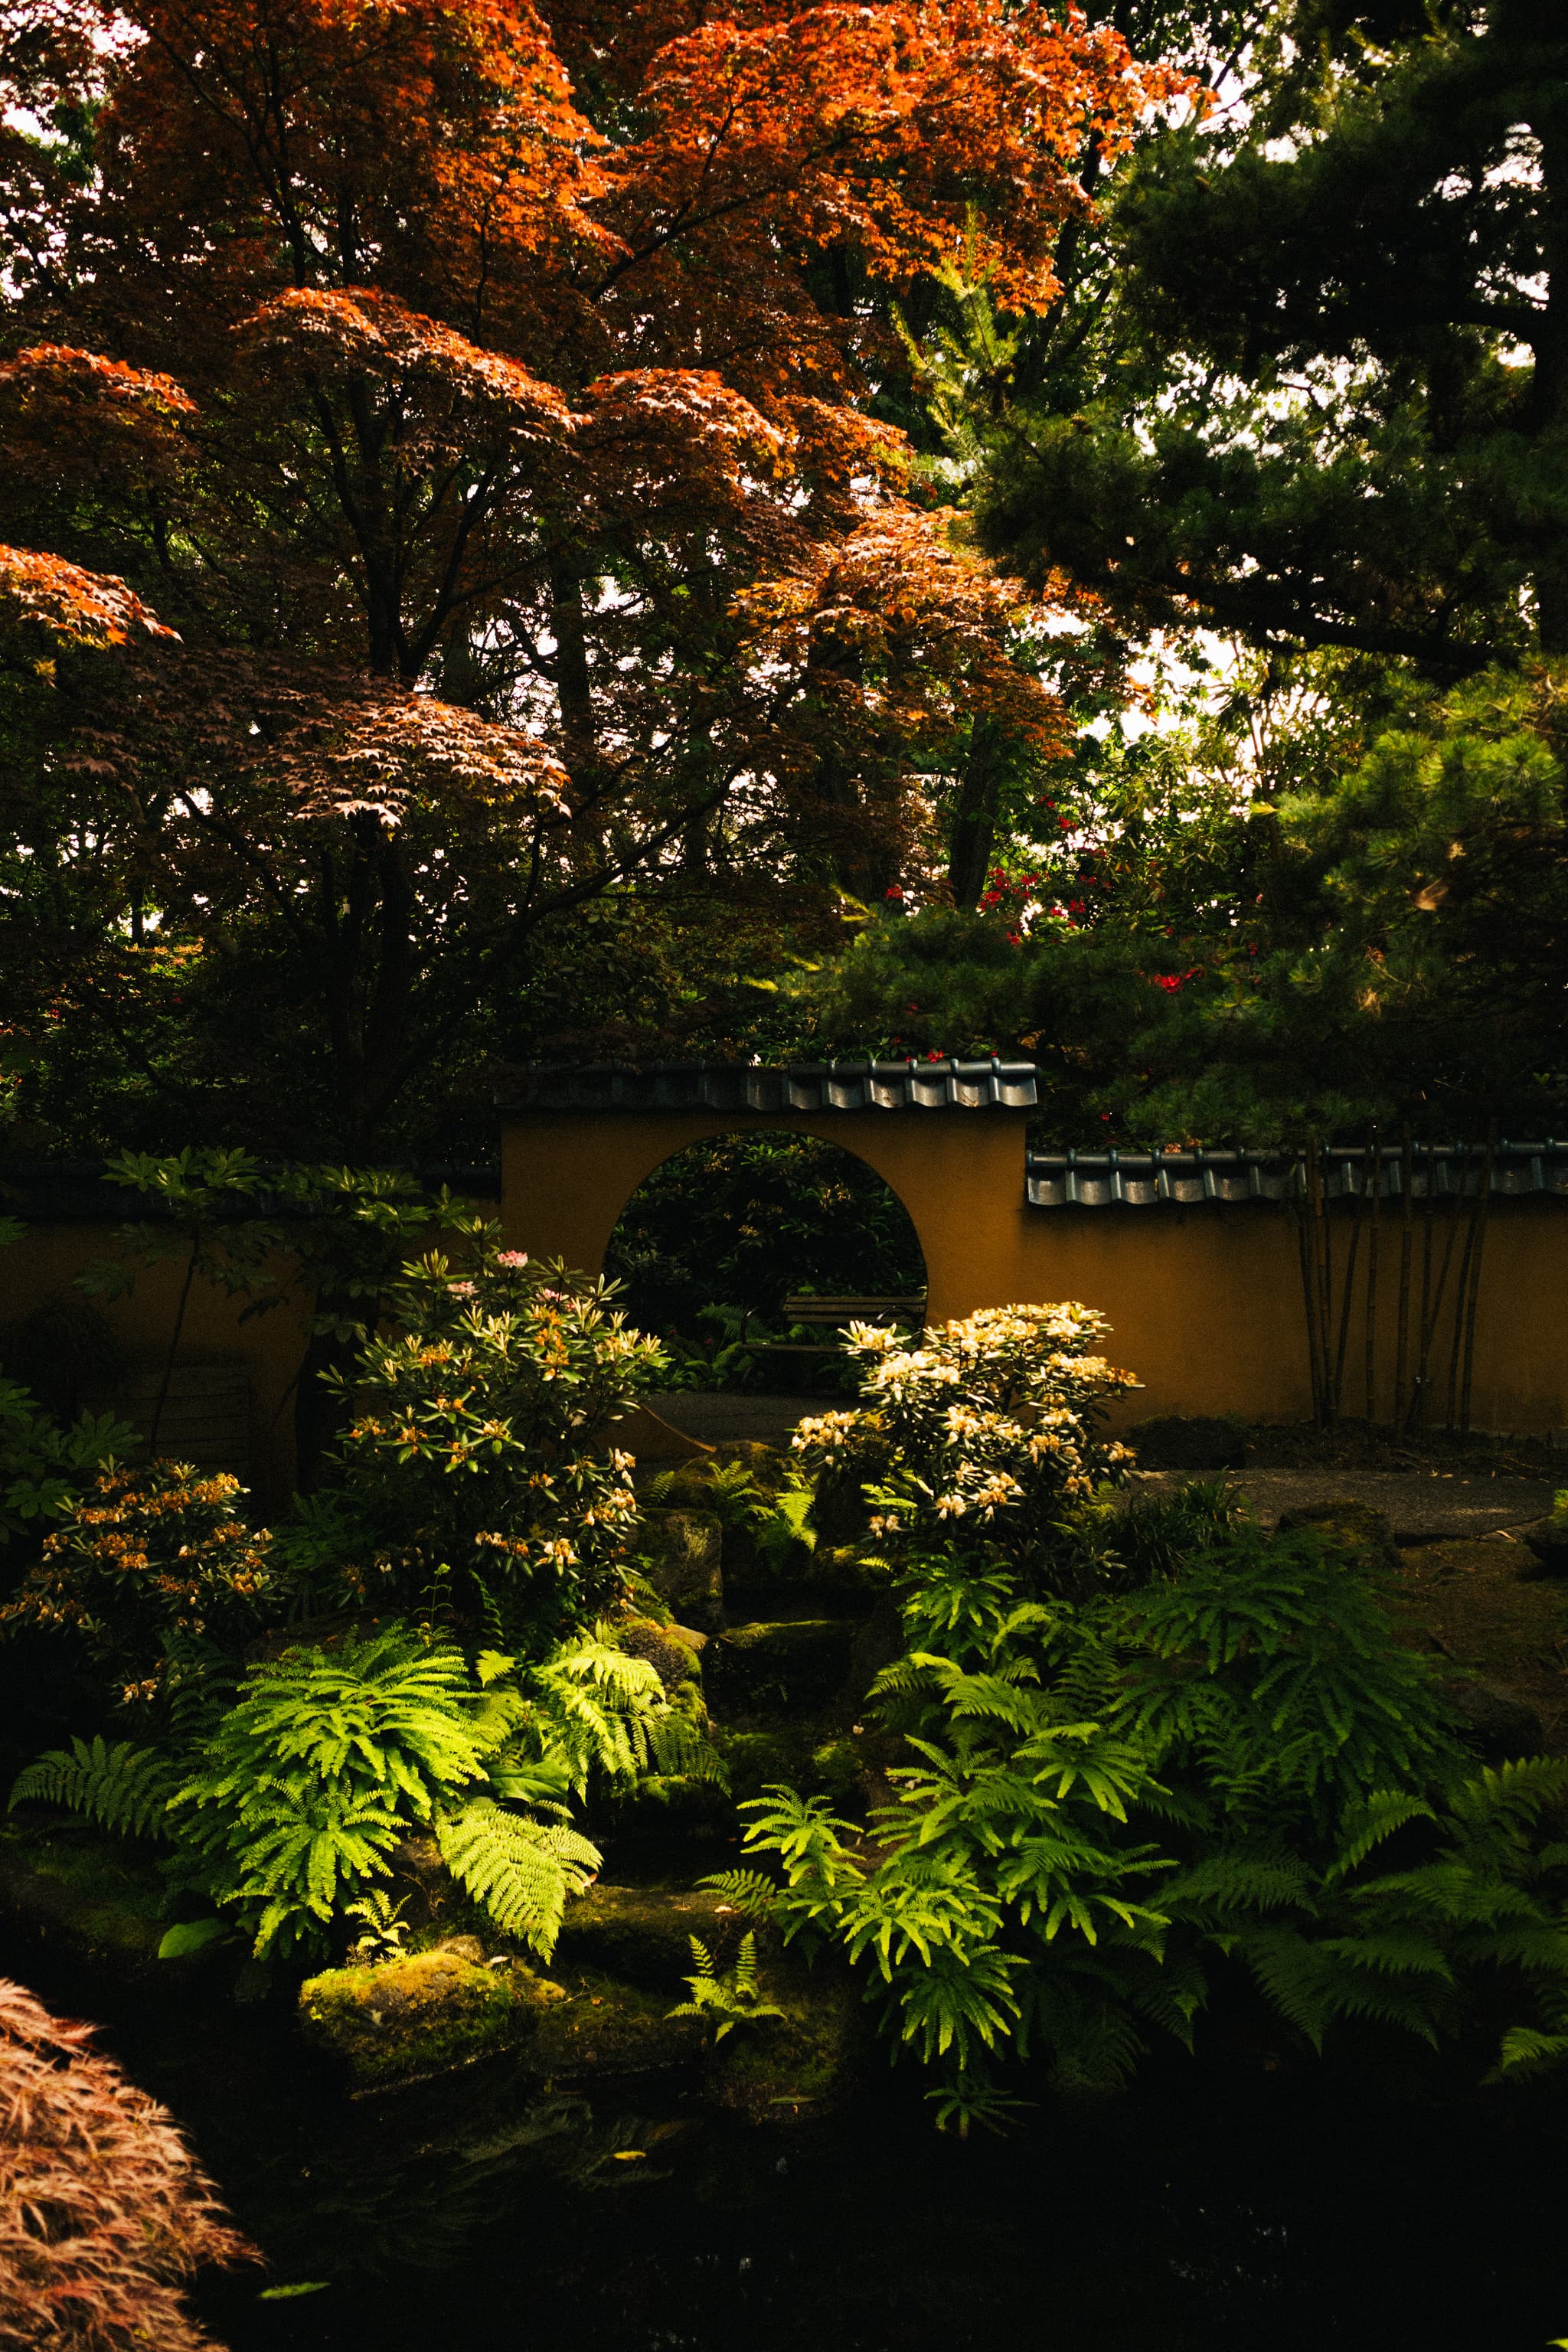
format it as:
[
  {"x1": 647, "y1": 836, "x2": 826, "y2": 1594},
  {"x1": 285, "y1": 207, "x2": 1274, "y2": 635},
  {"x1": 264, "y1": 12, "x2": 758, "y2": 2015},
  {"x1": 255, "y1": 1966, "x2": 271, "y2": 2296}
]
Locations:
[{"x1": 1130, "y1": 1467, "x2": 1557, "y2": 1543}]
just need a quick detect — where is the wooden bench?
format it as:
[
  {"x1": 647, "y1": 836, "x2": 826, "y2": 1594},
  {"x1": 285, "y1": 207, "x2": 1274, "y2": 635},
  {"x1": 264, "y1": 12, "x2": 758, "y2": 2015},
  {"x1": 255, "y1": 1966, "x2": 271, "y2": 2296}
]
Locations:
[{"x1": 757, "y1": 1295, "x2": 926, "y2": 1361}]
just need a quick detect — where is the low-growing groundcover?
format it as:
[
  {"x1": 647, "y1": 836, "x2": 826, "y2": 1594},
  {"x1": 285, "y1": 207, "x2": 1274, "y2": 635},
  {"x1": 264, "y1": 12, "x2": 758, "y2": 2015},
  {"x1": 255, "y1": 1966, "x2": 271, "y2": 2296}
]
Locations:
[{"x1": 708, "y1": 1310, "x2": 1568, "y2": 2130}]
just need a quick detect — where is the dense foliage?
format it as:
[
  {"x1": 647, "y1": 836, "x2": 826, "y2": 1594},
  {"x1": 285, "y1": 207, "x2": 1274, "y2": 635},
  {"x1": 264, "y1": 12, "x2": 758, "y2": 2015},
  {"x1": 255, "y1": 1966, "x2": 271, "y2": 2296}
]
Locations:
[
  {"x1": 13, "y1": 1619, "x2": 705, "y2": 1964},
  {"x1": 605, "y1": 1132, "x2": 925, "y2": 1344},
  {"x1": 0, "y1": 0, "x2": 1176, "y2": 1159},
  {"x1": 5, "y1": 1228, "x2": 716, "y2": 1969},
  {"x1": 712, "y1": 1305, "x2": 1568, "y2": 2127}
]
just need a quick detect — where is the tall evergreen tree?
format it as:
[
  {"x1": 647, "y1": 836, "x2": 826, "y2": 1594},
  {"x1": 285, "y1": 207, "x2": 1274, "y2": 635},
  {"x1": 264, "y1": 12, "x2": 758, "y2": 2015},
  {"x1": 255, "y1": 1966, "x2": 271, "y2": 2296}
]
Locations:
[{"x1": 978, "y1": 1, "x2": 1568, "y2": 668}]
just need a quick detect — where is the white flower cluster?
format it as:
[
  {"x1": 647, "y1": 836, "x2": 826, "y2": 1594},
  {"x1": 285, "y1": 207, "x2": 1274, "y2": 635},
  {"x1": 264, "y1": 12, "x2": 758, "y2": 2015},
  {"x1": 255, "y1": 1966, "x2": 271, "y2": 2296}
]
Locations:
[{"x1": 795, "y1": 1301, "x2": 1138, "y2": 1550}]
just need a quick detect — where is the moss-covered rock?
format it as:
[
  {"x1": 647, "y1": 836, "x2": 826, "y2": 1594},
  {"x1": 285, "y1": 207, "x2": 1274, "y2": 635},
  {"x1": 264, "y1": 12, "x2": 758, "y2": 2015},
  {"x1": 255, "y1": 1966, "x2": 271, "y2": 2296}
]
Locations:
[
  {"x1": 719, "y1": 1725, "x2": 864, "y2": 1808},
  {"x1": 1276, "y1": 1499, "x2": 1401, "y2": 1579},
  {"x1": 553, "y1": 1885, "x2": 750, "y2": 1984},
  {"x1": 0, "y1": 1828, "x2": 184, "y2": 1981},
  {"x1": 299, "y1": 1947, "x2": 564, "y2": 2089},
  {"x1": 531, "y1": 1969, "x2": 708, "y2": 2079},
  {"x1": 616, "y1": 1614, "x2": 704, "y2": 1690},
  {"x1": 635, "y1": 1508, "x2": 724, "y2": 1628},
  {"x1": 708, "y1": 1617, "x2": 861, "y2": 1709},
  {"x1": 704, "y1": 1968, "x2": 864, "y2": 2123}
]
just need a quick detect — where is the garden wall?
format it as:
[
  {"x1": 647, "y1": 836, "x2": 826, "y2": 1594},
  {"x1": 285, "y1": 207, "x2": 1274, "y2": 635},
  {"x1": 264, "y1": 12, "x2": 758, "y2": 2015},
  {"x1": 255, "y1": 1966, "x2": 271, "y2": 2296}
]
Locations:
[
  {"x1": 2, "y1": 1198, "x2": 501, "y2": 1508},
  {"x1": 501, "y1": 1110, "x2": 1568, "y2": 1439}
]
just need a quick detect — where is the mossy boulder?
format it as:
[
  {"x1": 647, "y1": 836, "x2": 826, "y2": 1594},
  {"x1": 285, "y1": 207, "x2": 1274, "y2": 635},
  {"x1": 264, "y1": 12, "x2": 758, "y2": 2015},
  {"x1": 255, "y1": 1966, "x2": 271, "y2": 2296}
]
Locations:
[
  {"x1": 1518, "y1": 1513, "x2": 1568, "y2": 1576},
  {"x1": 617, "y1": 1614, "x2": 704, "y2": 1690},
  {"x1": 724, "y1": 1537, "x2": 886, "y2": 1612},
  {"x1": 704, "y1": 1968, "x2": 864, "y2": 2123},
  {"x1": 719, "y1": 1726, "x2": 864, "y2": 1808},
  {"x1": 531, "y1": 1969, "x2": 708, "y2": 2080},
  {"x1": 1127, "y1": 1415, "x2": 1246, "y2": 1472},
  {"x1": 635, "y1": 1508, "x2": 724, "y2": 1628},
  {"x1": 0, "y1": 1829, "x2": 187, "y2": 1982},
  {"x1": 299, "y1": 1947, "x2": 564, "y2": 2090},
  {"x1": 554, "y1": 1885, "x2": 750, "y2": 1985},
  {"x1": 1276, "y1": 1499, "x2": 1400, "y2": 1579},
  {"x1": 708, "y1": 1618, "x2": 861, "y2": 1710}
]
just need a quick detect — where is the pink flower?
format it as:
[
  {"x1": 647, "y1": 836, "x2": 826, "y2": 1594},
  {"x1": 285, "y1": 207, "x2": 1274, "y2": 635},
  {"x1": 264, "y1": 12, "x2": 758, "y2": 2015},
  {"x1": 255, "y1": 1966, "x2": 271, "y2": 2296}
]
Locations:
[
  {"x1": 495, "y1": 1250, "x2": 530, "y2": 1268},
  {"x1": 448, "y1": 1279, "x2": 477, "y2": 1294}
]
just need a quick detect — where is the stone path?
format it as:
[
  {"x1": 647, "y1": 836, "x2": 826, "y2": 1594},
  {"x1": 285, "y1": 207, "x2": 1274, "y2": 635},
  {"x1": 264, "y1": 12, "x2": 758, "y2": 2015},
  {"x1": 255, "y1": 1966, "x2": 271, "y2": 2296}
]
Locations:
[{"x1": 641, "y1": 1392, "x2": 826, "y2": 1445}]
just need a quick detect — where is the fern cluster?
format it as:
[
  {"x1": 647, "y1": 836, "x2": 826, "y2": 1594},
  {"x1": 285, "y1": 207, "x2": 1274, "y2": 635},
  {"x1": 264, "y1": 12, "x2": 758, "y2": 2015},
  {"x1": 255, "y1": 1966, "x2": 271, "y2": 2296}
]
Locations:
[
  {"x1": 11, "y1": 1616, "x2": 712, "y2": 1965},
  {"x1": 733, "y1": 1511, "x2": 1568, "y2": 2125}
]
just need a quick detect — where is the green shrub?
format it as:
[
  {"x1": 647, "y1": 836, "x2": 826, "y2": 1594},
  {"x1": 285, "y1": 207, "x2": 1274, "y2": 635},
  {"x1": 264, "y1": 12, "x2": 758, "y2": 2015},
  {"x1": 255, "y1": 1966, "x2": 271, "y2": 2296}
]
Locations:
[
  {"x1": 0, "y1": 1461, "x2": 276, "y2": 1702},
  {"x1": 296, "y1": 1236, "x2": 667, "y2": 1650},
  {"x1": 11, "y1": 1617, "x2": 714, "y2": 1965},
  {"x1": 720, "y1": 1420, "x2": 1568, "y2": 2128}
]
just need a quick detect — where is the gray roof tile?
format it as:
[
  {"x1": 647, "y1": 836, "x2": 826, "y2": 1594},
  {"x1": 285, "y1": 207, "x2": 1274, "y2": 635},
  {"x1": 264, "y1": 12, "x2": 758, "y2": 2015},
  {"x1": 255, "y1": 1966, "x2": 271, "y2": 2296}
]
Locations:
[
  {"x1": 1025, "y1": 1143, "x2": 1568, "y2": 1208},
  {"x1": 495, "y1": 1059, "x2": 1040, "y2": 1112}
]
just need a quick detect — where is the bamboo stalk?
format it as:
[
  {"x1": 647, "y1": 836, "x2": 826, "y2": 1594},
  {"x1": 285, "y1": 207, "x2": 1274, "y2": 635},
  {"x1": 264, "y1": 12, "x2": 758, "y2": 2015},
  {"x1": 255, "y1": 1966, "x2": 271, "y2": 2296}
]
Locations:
[
  {"x1": 1293, "y1": 1168, "x2": 1326, "y2": 1423},
  {"x1": 1393, "y1": 1124, "x2": 1414, "y2": 1431},
  {"x1": 1409, "y1": 1155, "x2": 1437, "y2": 1434},
  {"x1": 1310, "y1": 1138, "x2": 1333, "y2": 1422},
  {"x1": 1364, "y1": 1127, "x2": 1382, "y2": 1425},
  {"x1": 1332, "y1": 1147, "x2": 1365, "y2": 1420},
  {"x1": 1459, "y1": 1127, "x2": 1498, "y2": 1436},
  {"x1": 1419, "y1": 1140, "x2": 1469, "y2": 1429},
  {"x1": 1445, "y1": 1143, "x2": 1485, "y2": 1432}
]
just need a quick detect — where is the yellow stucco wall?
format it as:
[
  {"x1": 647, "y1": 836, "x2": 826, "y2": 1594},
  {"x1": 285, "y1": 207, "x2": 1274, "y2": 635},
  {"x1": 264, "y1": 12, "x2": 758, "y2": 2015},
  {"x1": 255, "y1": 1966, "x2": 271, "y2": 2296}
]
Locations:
[
  {"x1": 2, "y1": 1200, "x2": 501, "y2": 1507},
  {"x1": 501, "y1": 1112, "x2": 1568, "y2": 1436}
]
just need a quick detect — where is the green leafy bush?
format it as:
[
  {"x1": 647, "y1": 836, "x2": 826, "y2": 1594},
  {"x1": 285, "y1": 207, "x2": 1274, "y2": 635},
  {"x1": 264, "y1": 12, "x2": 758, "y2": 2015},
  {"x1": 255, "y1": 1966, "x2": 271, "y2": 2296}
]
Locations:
[
  {"x1": 11, "y1": 1618, "x2": 711, "y2": 1965},
  {"x1": 297, "y1": 1236, "x2": 666, "y2": 1649},
  {"x1": 0, "y1": 1377, "x2": 136, "y2": 1556},
  {"x1": 721, "y1": 1478, "x2": 1568, "y2": 2128},
  {"x1": 0, "y1": 1462, "x2": 277, "y2": 1702}
]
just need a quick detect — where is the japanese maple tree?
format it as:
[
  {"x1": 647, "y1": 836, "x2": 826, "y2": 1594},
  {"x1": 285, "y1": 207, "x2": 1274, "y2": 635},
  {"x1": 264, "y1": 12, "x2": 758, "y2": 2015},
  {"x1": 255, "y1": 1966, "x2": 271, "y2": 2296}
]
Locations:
[{"x1": 2, "y1": 1, "x2": 1174, "y2": 1151}]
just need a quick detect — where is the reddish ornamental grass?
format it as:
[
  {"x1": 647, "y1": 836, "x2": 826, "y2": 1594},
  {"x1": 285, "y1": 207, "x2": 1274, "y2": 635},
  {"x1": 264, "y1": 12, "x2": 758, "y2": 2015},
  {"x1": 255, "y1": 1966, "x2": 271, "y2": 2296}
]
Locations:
[{"x1": 0, "y1": 1978, "x2": 256, "y2": 2350}]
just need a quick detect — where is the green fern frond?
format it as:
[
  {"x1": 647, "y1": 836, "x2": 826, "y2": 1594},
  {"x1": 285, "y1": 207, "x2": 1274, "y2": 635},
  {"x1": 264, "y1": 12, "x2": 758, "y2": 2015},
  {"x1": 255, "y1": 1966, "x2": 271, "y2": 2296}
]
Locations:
[
  {"x1": 666, "y1": 1932, "x2": 786, "y2": 2041},
  {"x1": 10, "y1": 1737, "x2": 178, "y2": 1841},
  {"x1": 1491, "y1": 2024, "x2": 1568, "y2": 2080},
  {"x1": 699, "y1": 1868, "x2": 781, "y2": 1922},
  {"x1": 436, "y1": 1797, "x2": 600, "y2": 1961}
]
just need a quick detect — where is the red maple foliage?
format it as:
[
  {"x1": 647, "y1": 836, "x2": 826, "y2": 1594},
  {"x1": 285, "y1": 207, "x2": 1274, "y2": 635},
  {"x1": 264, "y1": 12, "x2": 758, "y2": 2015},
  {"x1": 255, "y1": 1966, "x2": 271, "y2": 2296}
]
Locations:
[
  {"x1": 1, "y1": 0, "x2": 1180, "y2": 1142},
  {"x1": 0, "y1": 546, "x2": 176, "y2": 645},
  {"x1": 0, "y1": 1976, "x2": 256, "y2": 2350}
]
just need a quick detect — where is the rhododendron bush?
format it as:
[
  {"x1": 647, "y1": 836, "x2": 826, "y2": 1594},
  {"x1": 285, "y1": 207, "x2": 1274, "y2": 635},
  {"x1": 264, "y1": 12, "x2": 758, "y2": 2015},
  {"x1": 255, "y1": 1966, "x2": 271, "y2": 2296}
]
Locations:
[
  {"x1": 794, "y1": 1301, "x2": 1138, "y2": 1572},
  {"x1": 0, "y1": 1462, "x2": 278, "y2": 1702},
  {"x1": 304, "y1": 1235, "x2": 666, "y2": 1647}
]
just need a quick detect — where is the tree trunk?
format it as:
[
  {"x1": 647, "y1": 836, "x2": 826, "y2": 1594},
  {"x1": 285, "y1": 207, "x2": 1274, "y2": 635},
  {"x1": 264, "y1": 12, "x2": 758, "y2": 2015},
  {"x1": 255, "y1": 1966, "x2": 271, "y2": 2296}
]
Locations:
[
  {"x1": 549, "y1": 557, "x2": 597, "y2": 782},
  {"x1": 1364, "y1": 1128, "x2": 1382, "y2": 1424},
  {"x1": 949, "y1": 720, "x2": 1006, "y2": 910}
]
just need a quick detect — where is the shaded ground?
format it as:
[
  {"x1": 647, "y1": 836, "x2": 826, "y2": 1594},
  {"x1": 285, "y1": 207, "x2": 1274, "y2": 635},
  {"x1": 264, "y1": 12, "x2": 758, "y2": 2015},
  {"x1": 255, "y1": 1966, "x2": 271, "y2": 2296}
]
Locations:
[
  {"x1": 1390, "y1": 1537, "x2": 1568, "y2": 1755},
  {"x1": 1133, "y1": 1467, "x2": 1559, "y2": 1542}
]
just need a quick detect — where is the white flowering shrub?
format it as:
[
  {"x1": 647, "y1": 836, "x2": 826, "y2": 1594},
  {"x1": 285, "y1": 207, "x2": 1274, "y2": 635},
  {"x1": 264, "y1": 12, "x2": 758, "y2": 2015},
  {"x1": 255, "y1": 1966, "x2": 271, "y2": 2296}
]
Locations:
[{"x1": 792, "y1": 1303, "x2": 1138, "y2": 1573}]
